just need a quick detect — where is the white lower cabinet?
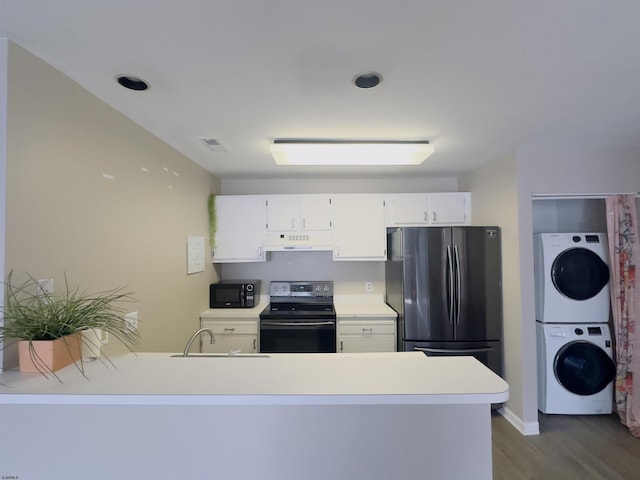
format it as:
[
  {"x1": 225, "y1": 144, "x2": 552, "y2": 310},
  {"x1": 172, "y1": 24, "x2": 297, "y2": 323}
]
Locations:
[
  {"x1": 337, "y1": 319, "x2": 397, "y2": 353},
  {"x1": 200, "y1": 319, "x2": 258, "y2": 354}
]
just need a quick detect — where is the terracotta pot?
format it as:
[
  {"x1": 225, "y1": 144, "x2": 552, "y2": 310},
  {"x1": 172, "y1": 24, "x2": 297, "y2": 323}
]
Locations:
[{"x1": 18, "y1": 332, "x2": 83, "y2": 373}]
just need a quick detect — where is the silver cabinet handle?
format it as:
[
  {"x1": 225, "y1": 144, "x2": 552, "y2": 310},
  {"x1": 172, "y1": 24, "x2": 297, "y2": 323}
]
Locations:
[
  {"x1": 253, "y1": 338, "x2": 257, "y2": 351},
  {"x1": 223, "y1": 327, "x2": 235, "y2": 332},
  {"x1": 340, "y1": 340, "x2": 343, "y2": 352},
  {"x1": 362, "y1": 327, "x2": 373, "y2": 333},
  {"x1": 432, "y1": 211, "x2": 437, "y2": 222}
]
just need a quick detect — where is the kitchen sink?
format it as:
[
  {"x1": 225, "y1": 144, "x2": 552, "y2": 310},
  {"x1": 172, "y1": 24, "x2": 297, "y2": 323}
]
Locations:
[{"x1": 170, "y1": 353, "x2": 270, "y2": 358}]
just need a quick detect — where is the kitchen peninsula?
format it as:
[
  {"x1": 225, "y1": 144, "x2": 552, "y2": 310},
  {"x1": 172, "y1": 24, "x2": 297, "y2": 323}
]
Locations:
[{"x1": 0, "y1": 352, "x2": 508, "y2": 480}]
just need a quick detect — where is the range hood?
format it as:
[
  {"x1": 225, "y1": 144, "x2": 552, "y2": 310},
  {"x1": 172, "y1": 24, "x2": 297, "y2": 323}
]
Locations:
[{"x1": 263, "y1": 231, "x2": 333, "y2": 251}]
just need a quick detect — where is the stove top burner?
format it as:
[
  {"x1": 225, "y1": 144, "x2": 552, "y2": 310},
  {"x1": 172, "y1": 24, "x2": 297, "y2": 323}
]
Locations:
[{"x1": 260, "y1": 281, "x2": 336, "y2": 320}]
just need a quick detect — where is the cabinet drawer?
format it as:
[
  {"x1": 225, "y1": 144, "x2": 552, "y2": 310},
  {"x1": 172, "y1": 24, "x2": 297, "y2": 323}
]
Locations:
[
  {"x1": 338, "y1": 321, "x2": 396, "y2": 335},
  {"x1": 201, "y1": 321, "x2": 257, "y2": 335}
]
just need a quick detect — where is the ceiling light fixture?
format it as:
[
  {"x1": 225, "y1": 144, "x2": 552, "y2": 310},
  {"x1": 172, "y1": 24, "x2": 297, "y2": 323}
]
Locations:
[
  {"x1": 353, "y1": 72, "x2": 383, "y2": 89},
  {"x1": 116, "y1": 74, "x2": 150, "y2": 91},
  {"x1": 270, "y1": 140, "x2": 434, "y2": 166}
]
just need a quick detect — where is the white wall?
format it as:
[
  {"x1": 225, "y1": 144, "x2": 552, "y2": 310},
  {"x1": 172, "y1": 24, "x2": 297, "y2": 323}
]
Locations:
[
  {"x1": 221, "y1": 176, "x2": 459, "y2": 195},
  {"x1": 0, "y1": 39, "x2": 7, "y2": 371},
  {"x1": 532, "y1": 199, "x2": 607, "y2": 234},
  {"x1": 222, "y1": 251, "x2": 386, "y2": 298},
  {"x1": 4, "y1": 42, "x2": 221, "y2": 363},
  {"x1": 468, "y1": 146, "x2": 640, "y2": 434}
]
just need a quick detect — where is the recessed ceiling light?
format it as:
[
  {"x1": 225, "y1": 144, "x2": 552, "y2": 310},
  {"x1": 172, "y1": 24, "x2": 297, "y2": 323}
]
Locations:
[
  {"x1": 116, "y1": 75, "x2": 150, "y2": 91},
  {"x1": 353, "y1": 72, "x2": 383, "y2": 89}
]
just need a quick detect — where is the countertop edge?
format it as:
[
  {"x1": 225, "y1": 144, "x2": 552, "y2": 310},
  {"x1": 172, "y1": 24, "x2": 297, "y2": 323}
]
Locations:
[{"x1": 0, "y1": 390, "x2": 508, "y2": 406}]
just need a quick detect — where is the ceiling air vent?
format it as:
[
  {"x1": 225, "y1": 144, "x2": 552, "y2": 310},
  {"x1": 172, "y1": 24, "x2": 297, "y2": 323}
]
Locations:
[{"x1": 199, "y1": 137, "x2": 226, "y2": 152}]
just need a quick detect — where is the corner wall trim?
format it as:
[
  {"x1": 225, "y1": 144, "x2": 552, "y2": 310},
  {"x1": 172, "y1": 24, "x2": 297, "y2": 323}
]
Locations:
[{"x1": 499, "y1": 406, "x2": 540, "y2": 436}]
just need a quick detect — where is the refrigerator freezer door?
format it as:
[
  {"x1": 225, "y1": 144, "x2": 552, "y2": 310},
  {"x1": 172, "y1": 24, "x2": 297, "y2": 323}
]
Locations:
[
  {"x1": 453, "y1": 227, "x2": 503, "y2": 342},
  {"x1": 405, "y1": 340, "x2": 503, "y2": 377}
]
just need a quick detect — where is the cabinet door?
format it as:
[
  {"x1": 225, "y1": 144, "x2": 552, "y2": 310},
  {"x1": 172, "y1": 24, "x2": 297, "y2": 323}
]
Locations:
[
  {"x1": 338, "y1": 335, "x2": 396, "y2": 353},
  {"x1": 428, "y1": 193, "x2": 470, "y2": 225},
  {"x1": 332, "y1": 194, "x2": 386, "y2": 261},
  {"x1": 200, "y1": 320, "x2": 258, "y2": 353},
  {"x1": 300, "y1": 194, "x2": 332, "y2": 231},
  {"x1": 213, "y1": 195, "x2": 266, "y2": 262},
  {"x1": 266, "y1": 194, "x2": 332, "y2": 231},
  {"x1": 266, "y1": 195, "x2": 299, "y2": 232},
  {"x1": 388, "y1": 193, "x2": 429, "y2": 225},
  {"x1": 337, "y1": 320, "x2": 397, "y2": 353},
  {"x1": 201, "y1": 334, "x2": 257, "y2": 354}
]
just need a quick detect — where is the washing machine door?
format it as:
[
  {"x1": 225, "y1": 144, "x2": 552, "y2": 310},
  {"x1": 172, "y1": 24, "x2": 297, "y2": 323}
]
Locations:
[
  {"x1": 554, "y1": 341, "x2": 616, "y2": 395},
  {"x1": 551, "y1": 248, "x2": 610, "y2": 301}
]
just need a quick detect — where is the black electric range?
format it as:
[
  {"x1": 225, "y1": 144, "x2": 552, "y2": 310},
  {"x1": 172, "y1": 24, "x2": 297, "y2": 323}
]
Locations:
[{"x1": 259, "y1": 281, "x2": 336, "y2": 353}]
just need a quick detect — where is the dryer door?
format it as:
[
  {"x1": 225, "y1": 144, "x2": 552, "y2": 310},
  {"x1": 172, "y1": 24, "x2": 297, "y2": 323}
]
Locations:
[
  {"x1": 551, "y1": 248, "x2": 609, "y2": 300},
  {"x1": 554, "y1": 340, "x2": 616, "y2": 395}
]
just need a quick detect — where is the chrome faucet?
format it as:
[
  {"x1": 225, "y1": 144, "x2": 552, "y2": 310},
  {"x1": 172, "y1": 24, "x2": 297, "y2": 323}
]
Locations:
[{"x1": 183, "y1": 328, "x2": 215, "y2": 356}]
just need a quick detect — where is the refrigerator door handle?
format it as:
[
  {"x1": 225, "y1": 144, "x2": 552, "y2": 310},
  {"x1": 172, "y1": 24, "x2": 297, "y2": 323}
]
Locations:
[
  {"x1": 446, "y1": 245, "x2": 454, "y2": 325},
  {"x1": 454, "y1": 244, "x2": 461, "y2": 324},
  {"x1": 413, "y1": 346, "x2": 496, "y2": 354}
]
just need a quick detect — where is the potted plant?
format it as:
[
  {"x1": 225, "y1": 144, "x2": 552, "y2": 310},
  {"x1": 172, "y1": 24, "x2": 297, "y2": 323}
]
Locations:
[{"x1": 0, "y1": 271, "x2": 140, "y2": 378}]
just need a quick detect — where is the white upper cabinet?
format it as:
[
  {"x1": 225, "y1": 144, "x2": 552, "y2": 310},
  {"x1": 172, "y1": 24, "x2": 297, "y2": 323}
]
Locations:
[
  {"x1": 332, "y1": 194, "x2": 386, "y2": 261},
  {"x1": 212, "y1": 195, "x2": 266, "y2": 263},
  {"x1": 266, "y1": 194, "x2": 332, "y2": 231},
  {"x1": 386, "y1": 192, "x2": 471, "y2": 226},
  {"x1": 429, "y1": 192, "x2": 470, "y2": 224},
  {"x1": 387, "y1": 193, "x2": 430, "y2": 225}
]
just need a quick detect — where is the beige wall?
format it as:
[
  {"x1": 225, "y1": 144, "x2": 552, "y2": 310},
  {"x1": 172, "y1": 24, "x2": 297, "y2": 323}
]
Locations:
[
  {"x1": 461, "y1": 146, "x2": 640, "y2": 435},
  {"x1": 459, "y1": 153, "x2": 538, "y2": 433},
  {"x1": 4, "y1": 43, "x2": 220, "y2": 364}
]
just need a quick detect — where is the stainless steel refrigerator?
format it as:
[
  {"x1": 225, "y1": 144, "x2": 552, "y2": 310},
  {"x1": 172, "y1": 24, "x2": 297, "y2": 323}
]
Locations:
[{"x1": 386, "y1": 227, "x2": 503, "y2": 376}]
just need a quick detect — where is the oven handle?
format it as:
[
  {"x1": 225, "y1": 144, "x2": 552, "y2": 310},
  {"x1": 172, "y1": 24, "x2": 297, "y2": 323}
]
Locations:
[{"x1": 261, "y1": 321, "x2": 335, "y2": 327}]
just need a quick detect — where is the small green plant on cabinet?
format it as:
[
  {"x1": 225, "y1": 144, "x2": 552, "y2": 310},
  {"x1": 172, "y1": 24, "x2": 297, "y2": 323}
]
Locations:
[
  {"x1": 208, "y1": 193, "x2": 217, "y2": 252},
  {"x1": 0, "y1": 271, "x2": 140, "y2": 380}
]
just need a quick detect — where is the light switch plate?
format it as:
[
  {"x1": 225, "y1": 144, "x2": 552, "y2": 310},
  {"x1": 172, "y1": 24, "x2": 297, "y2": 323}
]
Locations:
[
  {"x1": 37, "y1": 278, "x2": 54, "y2": 295},
  {"x1": 124, "y1": 311, "x2": 139, "y2": 331}
]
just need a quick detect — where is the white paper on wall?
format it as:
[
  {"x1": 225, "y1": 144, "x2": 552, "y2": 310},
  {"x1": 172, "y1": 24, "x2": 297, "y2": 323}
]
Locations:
[{"x1": 186, "y1": 235, "x2": 205, "y2": 274}]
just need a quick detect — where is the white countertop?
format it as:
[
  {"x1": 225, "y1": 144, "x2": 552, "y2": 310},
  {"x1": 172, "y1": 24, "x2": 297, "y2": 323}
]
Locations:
[
  {"x1": 200, "y1": 297, "x2": 397, "y2": 319},
  {"x1": 0, "y1": 352, "x2": 507, "y2": 406},
  {"x1": 199, "y1": 301, "x2": 268, "y2": 318}
]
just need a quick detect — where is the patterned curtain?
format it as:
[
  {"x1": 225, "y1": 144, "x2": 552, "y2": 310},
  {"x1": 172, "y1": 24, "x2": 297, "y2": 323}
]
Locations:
[{"x1": 606, "y1": 195, "x2": 640, "y2": 437}]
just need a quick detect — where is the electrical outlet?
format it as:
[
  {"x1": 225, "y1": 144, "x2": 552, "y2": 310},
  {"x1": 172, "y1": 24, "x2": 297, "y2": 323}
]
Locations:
[
  {"x1": 124, "y1": 311, "x2": 139, "y2": 331},
  {"x1": 37, "y1": 278, "x2": 54, "y2": 296},
  {"x1": 365, "y1": 281, "x2": 373, "y2": 292}
]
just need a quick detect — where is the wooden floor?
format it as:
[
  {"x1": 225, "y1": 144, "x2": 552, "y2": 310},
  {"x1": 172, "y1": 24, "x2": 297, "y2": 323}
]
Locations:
[{"x1": 492, "y1": 412, "x2": 640, "y2": 479}]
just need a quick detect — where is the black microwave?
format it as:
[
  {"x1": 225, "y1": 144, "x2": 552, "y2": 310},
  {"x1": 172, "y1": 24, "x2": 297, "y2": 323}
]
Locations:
[{"x1": 210, "y1": 280, "x2": 260, "y2": 308}]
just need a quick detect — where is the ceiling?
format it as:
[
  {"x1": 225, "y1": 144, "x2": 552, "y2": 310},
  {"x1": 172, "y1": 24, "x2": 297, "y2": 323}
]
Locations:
[{"x1": 2, "y1": 1, "x2": 640, "y2": 179}]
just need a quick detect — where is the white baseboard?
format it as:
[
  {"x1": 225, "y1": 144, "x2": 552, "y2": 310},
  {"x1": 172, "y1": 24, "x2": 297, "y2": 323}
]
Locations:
[{"x1": 498, "y1": 406, "x2": 540, "y2": 436}]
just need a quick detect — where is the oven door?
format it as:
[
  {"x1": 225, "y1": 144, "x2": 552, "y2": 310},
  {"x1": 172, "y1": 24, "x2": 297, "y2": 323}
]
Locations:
[{"x1": 259, "y1": 318, "x2": 336, "y2": 353}]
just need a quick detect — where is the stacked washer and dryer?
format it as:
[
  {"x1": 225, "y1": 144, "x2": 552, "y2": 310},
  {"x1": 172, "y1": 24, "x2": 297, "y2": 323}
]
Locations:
[{"x1": 534, "y1": 233, "x2": 616, "y2": 415}]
